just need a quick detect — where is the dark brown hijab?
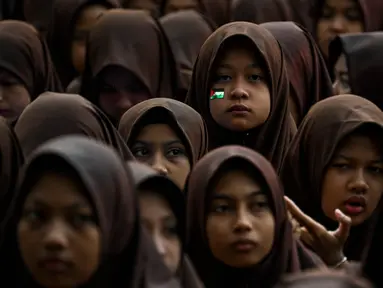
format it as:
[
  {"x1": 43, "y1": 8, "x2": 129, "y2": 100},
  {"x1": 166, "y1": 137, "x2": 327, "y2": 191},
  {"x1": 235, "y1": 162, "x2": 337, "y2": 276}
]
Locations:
[
  {"x1": 231, "y1": 0, "x2": 293, "y2": 23},
  {"x1": 329, "y1": 32, "x2": 383, "y2": 110},
  {"x1": 198, "y1": 0, "x2": 232, "y2": 27},
  {"x1": 262, "y1": 21, "x2": 334, "y2": 125},
  {"x1": 119, "y1": 98, "x2": 208, "y2": 166},
  {"x1": 80, "y1": 9, "x2": 179, "y2": 103},
  {"x1": 0, "y1": 136, "x2": 180, "y2": 287},
  {"x1": 160, "y1": 10, "x2": 215, "y2": 100},
  {"x1": 14, "y1": 92, "x2": 133, "y2": 160},
  {"x1": 185, "y1": 21, "x2": 295, "y2": 172},
  {"x1": 0, "y1": 20, "x2": 62, "y2": 99},
  {"x1": 281, "y1": 94, "x2": 383, "y2": 261},
  {"x1": 186, "y1": 145, "x2": 323, "y2": 287},
  {"x1": 275, "y1": 270, "x2": 373, "y2": 288},
  {"x1": 127, "y1": 161, "x2": 203, "y2": 288},
  {"x1": 0, "y1": 116, "x2": 23, "y2": 224},
  {"x1": 47, "y1": 0, "x2": 120, "y2": 88}
]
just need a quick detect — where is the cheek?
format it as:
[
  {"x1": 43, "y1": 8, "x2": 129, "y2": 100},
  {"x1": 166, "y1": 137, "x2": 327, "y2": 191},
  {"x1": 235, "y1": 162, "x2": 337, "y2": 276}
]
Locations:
[
  {"x1": 347, "y1": 22, "x2": 364, "y2": 33},
  {"x1": 167, "y1": 238, "x2": 182, "y2": 269},
  {"x1": 17, "y1": 221, "x2": 38, "y2": 266},
  {"x1": 71, "y1": 42, "x2": 86, "y2": 73},
  {"x1": 257, "y1": 213, "x2": 275, "y2": 254},
  {"x1": 206, "y1": 216, "x2": 230, "y2": 252},
  {"x1": 321, "y1": 170, "x2": 344, "y2": 219},
  {"x1": 169, "y1": 159, "x2": 191, "y2": 189}
]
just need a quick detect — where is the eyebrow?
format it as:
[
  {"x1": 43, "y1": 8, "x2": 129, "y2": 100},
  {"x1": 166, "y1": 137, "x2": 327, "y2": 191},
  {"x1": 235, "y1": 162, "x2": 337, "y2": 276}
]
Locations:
[
  {"x1": 218, "y1": 63, "x2": 260, "y2": 69},
  {"x1": 133, "y1": 140, "x2": 183, "y2": 146},
  {"x1": 336, "y1": 154, "x2": 383, "y2": 163},
  {"x1": 212, "y1": 191, "x2": 263, "y2": 201},
  {"x1": 28, "y1": 199, "x2": 89, "y2": 210}
]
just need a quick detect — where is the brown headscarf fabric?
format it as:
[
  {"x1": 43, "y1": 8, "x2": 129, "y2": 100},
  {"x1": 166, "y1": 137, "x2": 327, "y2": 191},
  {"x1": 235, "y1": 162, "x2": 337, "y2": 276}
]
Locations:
[
  {"x1": 231, "y1": 0, "x2": 293, "y2": 23},
  {"x1": 47, "y1": 0, "x2": 120, "y2": 88},
  {"x1": 127, "y1": 161, "x2": 203, "y2": 288},
  {"x1": 160, "y1": 10, "x2": 215, "y2": 100},
  {"x1": 186, "y1": 145, "x2": 324, "y2": 287},
  {"x1": 262, "y1": 21, "x2": 334, "y2": 125},
  {"x1": 23, "y1": 0, "x2": 54, "y2": 33},
  {"x1": 0, "y1": 116, "x2": 23, "y2": 224},
  {"x1": 329, "y1": 32, "x2": 383, "y2": 110},
  {"x1": 0, "y1": 20, "x2": 62, "y2": 99},
  {"x1": 119, "y1": 98, "x2": 208, "y2": 166},
  {"x1": 198, "y1": 0, "x2": 232, "y2": 27},
  {"x1": 280, "y1": 94, "x2": 383, "y2": 261},
  {"x1": 0, "y1": 136, "x2": 180, "y2": 287},
  {"x1": 14, "y1": 92, "x2": 133, "y2": 160},
  {"x1": 275, "y1": 270, "x2": 373, "y2": 288},
  {"x1": 80, "y1": 9, "x2": 179, "y2": 104},
  {"x1": 185, "y1": 21, "x2": 295, "y2": 172}
]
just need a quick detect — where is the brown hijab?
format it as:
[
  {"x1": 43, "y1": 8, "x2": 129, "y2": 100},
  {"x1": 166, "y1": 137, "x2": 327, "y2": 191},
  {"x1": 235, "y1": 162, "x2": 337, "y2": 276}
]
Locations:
[
  {"x1": 14, "y1": 92, "x2": 133, "y2": 160},
  {"x1": 185, "y1": 21, "x2": 295, "y2": 172},
  {"x1": 281, "y1": 94, "x2": 383, "y2": 261},
  {"x1": 186, "y1": 146, "x2": 324, "y2": 287},
  {"x1": 262, "y1": 21, "x2": 334, "y2": 125},
  {"x1": 198, "y1": 0, "x2": 232, "y2": 27},
  {"x1": 127, "y1": 161, "x2": 203, "y2": 288},
  {"x1": 329, "y1": 32, "x2": 383, "y2": 110},
  {"x1": 0, "y1": 20, "x2": 62, "y2": 99},
  {"x1": 160, "y1": 10, "x2": 215, "y2": 101},
  {"x1": 47, "y1": 0, "x2": 120, "y2": 88},
  {"x1": 0, "y1": 136, "x2": 180, "y2": 287},
  {"x1": 231, "y1": 0, "x2": 293, "y2": 23},
  {"x1": 275, "y1": 270, "x2": 373, "y2": 288},
  {"x1": 0, "y1": 116, "x2": 23, "y2": 224},
  {"x1": 119, "y1": 98, "x2": 208, "y2": 166},
  {"x1": 80, "y1": 9, "x2": 179, "y2": 104}
]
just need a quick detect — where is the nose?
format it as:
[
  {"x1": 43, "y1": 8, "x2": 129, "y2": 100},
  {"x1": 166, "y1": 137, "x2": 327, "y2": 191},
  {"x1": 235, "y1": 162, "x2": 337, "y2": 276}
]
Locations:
[
  {"x1": 151, "y1": 152, "x2": 168, "y2": 175},
  {"x1": 348, "y1": 169, "x2": 369, "y2": 194},
  {"x1": 233, "y1": 207, "x2": 252, "y2": 233},
  {"x1": 329, "y1": 16, "x2": 347, "y2": 33},
  {"x1": 230, "y1": 87, "x2": 249, "y2": 100},
  {"x1": 153, "y1": 233, "x2": 166, "y2": 257},
  {"x1": 43, "y1": 221, "x2": 68, "y2": 251}
]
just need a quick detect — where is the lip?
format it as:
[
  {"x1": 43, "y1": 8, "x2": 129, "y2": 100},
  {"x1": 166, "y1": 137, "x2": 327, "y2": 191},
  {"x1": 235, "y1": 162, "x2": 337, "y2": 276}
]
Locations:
[
  {"x1": 342, "y1": 196, "x2": 367, "y2": 216},
  {"x1": 227, "y1": 104, "x2": 251, "y2": 113},
  {"x1": 231, "y1": 239, "x2": 257, "y2": 252},
  {"x1": 38, "y1": 257, "x2": 72, "y2": 273}
]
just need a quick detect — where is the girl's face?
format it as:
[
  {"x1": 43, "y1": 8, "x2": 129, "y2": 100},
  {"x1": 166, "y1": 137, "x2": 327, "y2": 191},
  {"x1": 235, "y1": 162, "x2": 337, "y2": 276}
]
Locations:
[
  {"x1": 206, "y1": 169, "x2": 275, "y2": 268},
  {"x1": 163, "y1": 0, "x2": 198, "y2": 14},
  {"x1": 71, "y1": 4, "x2": 108, "y2": 74},
  {"x1": 210, "y1": 40, "x2": 271, "y2": 132},
  {"x1": 139, "y1": 191, "x2": 181, "y2": 274},
  {"x1": 322, "y1": 132, "x2": 383, "y2": 226},
  {"x1": 18, "y1": 172, "x2": 101, "y2": 288},
  {"x1": 131, "y1": 123, "x2": 191, "y2": 189},
  {"x1": 0, "y1": 72, "x2": 31, "y2": 123},
  {"x1": 333, "y1": 54, "x2": 350, "y2": 94},
  {"x1": 98, "y1": 67, "x2": 151, "y2": 123},
  {"x1": 316, "y1": 0, "x2": 363, "y2": 58}
]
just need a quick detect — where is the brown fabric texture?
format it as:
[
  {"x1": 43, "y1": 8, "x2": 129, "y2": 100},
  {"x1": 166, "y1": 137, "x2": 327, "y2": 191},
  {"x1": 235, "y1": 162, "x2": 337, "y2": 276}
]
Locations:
[
  {"x1": 0, "y1": 20, "x2": 62, "y2": 99},
  {"x1": 186, "y1": 145, "x2": 324, "y2": 287},
  {"x1": 280, "y1": 94, "x2": 383, "y2": 261},
  {"x1": 0, "y1": 136, "x2": 179, "y2": 287},
  {"x1": 0, "y1": 116, "x2": 23, "y2": 225},
  {"x1": 198, "y1": 0, "x2": 232, "y2": 27},
  {"x1": 119, "y1": 98, "x2": 208, "y2": 166},
  {"x1": 47, "y1": 0, "x2": 120, "y2": 88},
  {"x1": 275, "y1": 270, "x2": 373, "y2": 288},
  {"x1": 160, "y1": 10, "x2": 215, "y2": 100},
  {"x1": 80, "y1": 9, "x2": 179, "y2": 103},
  {"x1": 329, "y1": 32, "x2": 383, "y2": 110},
  {"x1": 14, "y1": 92, "x2": 133, "y2": 160},
  {"x1": 262, "y1": 21, "x2": 334, "y2": 124},
  {"x1": 127, "y1": 161, "x2": 203, "y2": 288},
  {"x1": 185, "y1": 21, "x2": 295, "y2": 172}
]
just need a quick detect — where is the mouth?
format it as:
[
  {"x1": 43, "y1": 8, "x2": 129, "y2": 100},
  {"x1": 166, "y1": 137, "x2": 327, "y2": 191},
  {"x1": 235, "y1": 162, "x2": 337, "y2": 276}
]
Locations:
[
  {"x1": 227, "y1": 104, "x2": 251, "y2": 113},
  {"x1": 343, "y1": 196, "x2": 367, "y2": 216},
  {"x1": 231, "y1": 239, "x2": 257, "y2": 252},
  {"x1": 38, "y1": 257, "x2": 72, "y2": 273}
]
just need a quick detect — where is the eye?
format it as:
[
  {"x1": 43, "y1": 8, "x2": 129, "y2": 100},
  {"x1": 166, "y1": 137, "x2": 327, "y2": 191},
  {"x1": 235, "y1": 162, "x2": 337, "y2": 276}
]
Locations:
[
  {"x1": 332, "y1": 163, "x2": 351, "y2": 170},
  {"x1": 132, "y1": 147, "x2": 150, "y2": 157},
  {"x1": 100, "y1": 84, "x2": 116, "y2": 93},
  {"x1": 166, "y1": 147, "x2": 185, "y2": 157},
  {"x1": 368, "y1": 166, "x2": 383, "y2": 174},
  {"x1": 250, "y1": 201, "x2": 269, "y2": 212},
  {"x1": 321, "y1": 7, "x2": 333, "y2": 19},
  {"x1": 214, "y1": 74, "x2": 231, "y2": 83},
  {"x1": 248, "y1": 74, "x2": 263, "y2": 82},
  {"x1": 345, "y1": 9, "x2": 361, "y2": 21},
  {"x1": 212, "y1": 203, "x2": 231, "y2": 213},
  {"x1": 23, "y1": 209, "x2": 45, "y2": 223},
  {"x1": 70, "y1": 214, "x2": 96, "y2": 229}
]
